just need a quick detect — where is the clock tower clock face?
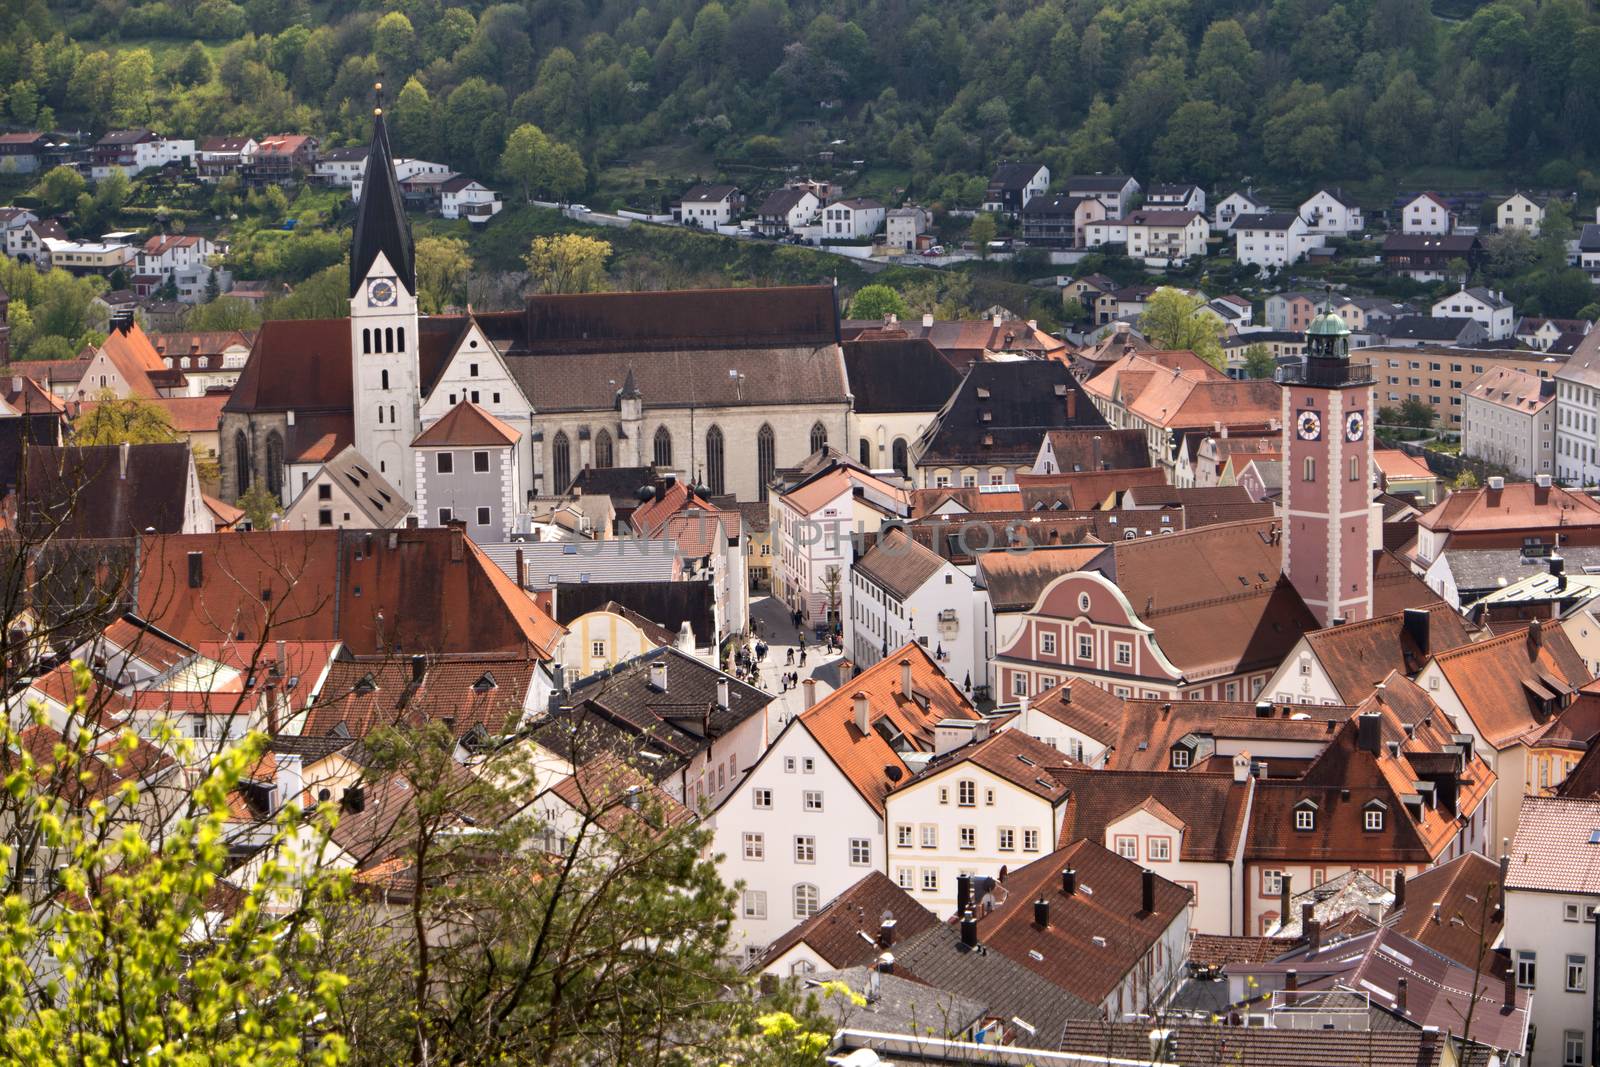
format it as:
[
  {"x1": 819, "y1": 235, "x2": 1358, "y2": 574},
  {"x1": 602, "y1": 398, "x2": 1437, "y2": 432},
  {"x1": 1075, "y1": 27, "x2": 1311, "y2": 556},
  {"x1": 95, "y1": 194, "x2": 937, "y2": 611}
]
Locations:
[
  {"x1": 1345, "y1": 410, "x2": 1366, "y2": 442},
  {"x1": 367, "y1": 277, "x2": 397, "y2": 308},
  {"x1": 1296, "y1": 409, "x2": 1323, "y2": 441}
]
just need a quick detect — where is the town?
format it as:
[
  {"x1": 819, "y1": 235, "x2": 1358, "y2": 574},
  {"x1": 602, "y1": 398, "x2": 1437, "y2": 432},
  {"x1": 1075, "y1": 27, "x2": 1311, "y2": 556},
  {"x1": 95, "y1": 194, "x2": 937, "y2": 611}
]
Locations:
[{"x1": 8, "y1": 17, "x2": 1600, "y2": 1067}]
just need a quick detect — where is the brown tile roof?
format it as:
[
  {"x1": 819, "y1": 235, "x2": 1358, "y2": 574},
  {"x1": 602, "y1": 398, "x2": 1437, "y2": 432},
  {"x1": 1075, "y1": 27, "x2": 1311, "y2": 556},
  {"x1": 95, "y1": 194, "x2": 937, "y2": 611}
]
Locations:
[
  {"x1": 1105, "y1": 700, "x2": 1359, "y2": 772},
  {"x1": 977, "y1": 545, "x2": 1107, "y2": 613},
  {"x1": 1023, "y1": 677, "x2": 1128, "y2": 744},
  {"x1": 284, "y1": 413, "x2": 353, "y2": 464},
  {"x1": 1014, "y1": 466, "x2": 1169, "y2": 509},
  {"x1": 900, "y1": 727, "x2": 1074, "y2": 802},
  {"x1": 151, "y1": 330, "x2": 255, "y2": 360},
  {"x1": 1102, "y1": 518, "x2": 1318, "y2": 680},
  {"x1": 1426, "y1": 621, "x2": 1589, "y2": 748},
  {"x1": 544, "y1": 752, "x2": 694, "y2": 835},
  {"x1": 410, "y1": 401, "x2": 519, "y2": 447},
  {"x1": 1039, "y1": 428, "x2": 1150, "y2": 471},
  {"x1": 1505, "y1": 794, "x2": 1600, "y2": 892},
  {"x1": 78, "y1": 393, "x2": 228, "y2": 435},
  {"x1": 1418, "y1": 480, "x2": 1600, "y2": 535},
  {"x1": 302, "y1": 653, "x2": 546, "y2": 740},
  {"x1": 1301, "y1": 606, "x2": 1474, "y2": 703},
  {"x1": 1386, "y1": 852, "x2": 1504, "y2": 969},
  {"x1": 799, "y1": 642, "x2": 981, "y2": 815},
  {"x1": 1051, "y1": 766, "x2": 1250, "y2": 862},
  {"x1": 1187, "y1": 933, "x2": 1298, "y2": 968},
  {"x1": 1085, "y1": 349, "x2": 1278, "y2": 431},
  {"x1": 973, "y1": 839, "x2": 1191, "y2": 1004},
  {"x1": 855, "y1": 528, "x2": 946, "y2": 600},
  {"x1": 754, "y1": 870, "x2": 939, "y2": 972},
  {"x1": 20, "y1": 443, "x2": 195, "y2": 538},
  {"x1": 225, "y1": 318, "x2": 352, "y2": 413},
  {"x1": 1372, "y1": 548, "x2": 1456, "y2": 617}
]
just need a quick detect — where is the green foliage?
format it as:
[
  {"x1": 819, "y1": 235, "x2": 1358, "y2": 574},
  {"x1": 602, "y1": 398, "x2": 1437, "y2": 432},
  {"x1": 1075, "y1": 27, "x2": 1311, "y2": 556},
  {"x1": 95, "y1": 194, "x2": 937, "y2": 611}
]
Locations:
[
  {"x1": 266, "y1": 263, "x2": 348, "y2": 320},
  {"x1": 1453, "y1": 468, "x2": 1479, "y2": 489},
  {"x1": 0, "y1": 257, "x2": 108, "y2": 360},
  {"x1": 1141, "y1": 287, "x2": 1225, "y2": 369},
  {"x1": 1399, "y1": 397, "x2": 1437, "y2": 431},
  {"x1": 525, "y1": 233, "x2": 611, "y2": 293},
  {"x1": 237, "y1": 478, "x2": 282, "y2": 528},
  {"x1": 968, "y1": 213, "x2": 997, "y2": 257},
  {"x1": 71, "y1": 389, "x2": 181, "y2": 445},
  {"x1": 1240, "y1": 343, "x2": 1277, "y2": 380},
  {"x1": 415, "y1": 235, "x2": 473, "y2": 312},
  {"x1": 184, "y1": 295, "x2": 263, "y2": 331},
  {"x1": 847, "y1": 283, "x2": 911, "y2": 321},
  {"x1": 499, "y1": 124, "x2": 586, "y2": 203}
]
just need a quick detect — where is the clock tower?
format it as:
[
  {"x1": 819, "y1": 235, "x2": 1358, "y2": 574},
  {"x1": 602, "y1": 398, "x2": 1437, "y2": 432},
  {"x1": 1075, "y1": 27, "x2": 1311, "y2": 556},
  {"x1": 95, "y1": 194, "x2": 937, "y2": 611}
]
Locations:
[
  {"x1": 1280, "y1": 295, "x2": 1374, "y2": 628},
  {"x1": 350, "y1": 86, "x2": 421, "y2": 505}
]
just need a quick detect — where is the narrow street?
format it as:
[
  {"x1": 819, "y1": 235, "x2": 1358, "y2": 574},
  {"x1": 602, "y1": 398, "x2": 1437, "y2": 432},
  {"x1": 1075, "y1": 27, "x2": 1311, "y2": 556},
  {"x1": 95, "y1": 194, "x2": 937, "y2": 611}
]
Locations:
[{"x1": 745, "y1": 595, "x2": 845, "y2": 739}]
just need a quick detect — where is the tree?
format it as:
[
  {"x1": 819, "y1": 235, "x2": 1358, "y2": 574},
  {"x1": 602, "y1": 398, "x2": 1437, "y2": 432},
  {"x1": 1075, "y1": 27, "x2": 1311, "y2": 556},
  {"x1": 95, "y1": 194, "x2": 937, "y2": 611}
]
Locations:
[
  {"x1": 969, "y1": 213, "x2": 997, "y2": 257},
  {"x1": 267, "y1": 264, "x2": 348, "y2": 320},
  {"x1": 185, "y1": 296, "x2": 263, "y2": 332},
  {"x1": 1453, "y1": 468, "x2": 1479, "y2": 489},
  {"x1": 373, "y1": 11, "x2": 419, "y2": 77},
  {"x1": 1140, "y1": 288, "x2": 1225, "y2": 369},
  {"x1": 1399, "y1": 397, "x2": 1436, "y2": 431},
  {"x1": 1153, "y1": 100, "x2": 1239, "y2": 184},
  {"x1": 848, "y1": 284, "x2": 911, "y2": 321},
  {"x1": 524, "y1": 234, "x2": 610, "y2": 294},
  {"x1": 1240, "y1": 343, "x2": 1277, "y2": 379},
  {"x1": 71, "y1": 390, "x2": 181, "y2": 445},
  {"x1": 33, "y1": 166, "x2": 85, "y2": 214},
  {"x1": 499, "y1": 124, "x2": 586, "y2": 203},
  {"x1": 238, "y1": 479, "x2": 282, "y2": 529},
  {"x1": 415, "y1": 235, "x2": 473, "y2": 313}
]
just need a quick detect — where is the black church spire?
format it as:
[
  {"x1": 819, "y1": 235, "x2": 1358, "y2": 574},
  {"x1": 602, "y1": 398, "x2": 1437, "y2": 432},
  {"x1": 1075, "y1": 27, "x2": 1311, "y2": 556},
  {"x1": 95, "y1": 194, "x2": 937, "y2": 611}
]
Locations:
[{"x1": 349, "y1": 84, "x2": 415, "y2": 298}]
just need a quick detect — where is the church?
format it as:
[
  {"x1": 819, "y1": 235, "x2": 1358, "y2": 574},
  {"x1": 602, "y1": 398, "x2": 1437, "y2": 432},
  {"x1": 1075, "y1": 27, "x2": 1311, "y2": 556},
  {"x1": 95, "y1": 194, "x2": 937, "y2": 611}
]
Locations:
[{"x1": 221, "y1": 101, "x2": 853, "y2": 518}]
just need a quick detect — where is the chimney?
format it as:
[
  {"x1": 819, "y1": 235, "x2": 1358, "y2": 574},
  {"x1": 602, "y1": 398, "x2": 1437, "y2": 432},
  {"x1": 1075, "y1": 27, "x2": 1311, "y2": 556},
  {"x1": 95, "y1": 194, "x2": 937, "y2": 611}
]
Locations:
[
  {"x1": 1393, "y1": 870, "x2": 1406, "y2": 912},
  {"x1": 411, "y1": 654, "x2": 425, "y2": 685},
  {"x1": 1531, "y1": 621, "x2": 1545, "y2": 650},
  {"x1": 515, "y1": 547, "x2": 526, "y2": 589},
  {"x1": 1064, "y1": 387, "x2": 1076, "y2": 420},
  {"x1": 960, "y1": 911, "x2": 978, "y2": 948},
  {"x1": 1062, "y1": 867, "x2": 1077, "y2": 896},
  {"x1": 956, "y1": 873, "x2": 973, "y2": 916},
  {"x1": 899, "y1": 658, "x2": 913, "y2": 698},
  {"x1": 853, "y1": 691, "x2": 870, "y2": 735},
  {"x1": 1396, "y1": 977, "x2": 1408, "y2": 1016},
  {"x1": 802, "y1": 677, "x2": 817, "y2": 709},
  {"x1": 1487, "y1": 475, "x2": 1506, "y2": 491},
  {"x1": 1034, "y1": 897, "x2": 1051, "y2": 928},
  {"x1": 1549, "y1": 554, "x2": 1567, "y2": 594},
  {"x1": 118, "y1": 440, "x2": 130, "y2": 480},
  {"x1": 876, "y1": 951, "x2": 895, "y2": 976},
  {"x1": 275, "y1": 639, "x2": 286, "y2": 677},
  {"x1": 717, "y1": 677, "x2": 730, "y2": 710},
  {"x1": 1301, "y1": 901, "x2": 1315, "y2": 935},
  {"x1": 1285, "y1": 968, "x2": 1298, "y2": 992},
  {"x1": 1279, "y1": 874, "x2": 1292, "y2": 925},
  {"x1": 649, "y1": 659, "x2": 668, "y2": 692},
  {"x1": 449, "y1": 523, "x2": 464, "y2": 562},
  {"x1": 1402, "y1": 608, "x2": 1430, "y2": 656},
  {"x1": 1232, "y1": 751, "x2": 1251, "y2": 783},
  {"x1": 992, "y1": 313, "x2": 1003, "y2": 329},
  {"x1": 1142, "y1": 868, "x2": 1156, "y2": 914},
  {"x1": 1306, "y1": 916, "x2": 1321, "y2": 954},
  {"x1": 878, "y1": 917, "x2": 896, "y2": 948},
  {"x1": 1357, "y1": 712, "x2": 1383, "y2": 754},
  {"x1": 922, "y1": 312, "x2": 933, "y2": 329},
  {"x1": 867, "y1": 966, "x2": 881, "y2": 1003}
]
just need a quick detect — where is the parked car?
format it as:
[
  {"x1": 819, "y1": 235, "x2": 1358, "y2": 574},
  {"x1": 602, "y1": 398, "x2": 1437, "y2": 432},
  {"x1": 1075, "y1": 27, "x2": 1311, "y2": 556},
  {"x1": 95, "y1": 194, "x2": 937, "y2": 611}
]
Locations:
[
  {"x1": 922, "y1": 245, "x2": 946, "y2": 257},
  {"x1": 568, "y1": 203, "x2": 590, "y2": 214}
]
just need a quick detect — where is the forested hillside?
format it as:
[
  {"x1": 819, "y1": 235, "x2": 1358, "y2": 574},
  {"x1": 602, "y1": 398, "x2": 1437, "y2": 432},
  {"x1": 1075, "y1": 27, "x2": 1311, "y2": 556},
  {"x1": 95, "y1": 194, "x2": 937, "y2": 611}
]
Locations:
[{"x1": 3, "y1": 0, "x2": 1599, "y2": 205}]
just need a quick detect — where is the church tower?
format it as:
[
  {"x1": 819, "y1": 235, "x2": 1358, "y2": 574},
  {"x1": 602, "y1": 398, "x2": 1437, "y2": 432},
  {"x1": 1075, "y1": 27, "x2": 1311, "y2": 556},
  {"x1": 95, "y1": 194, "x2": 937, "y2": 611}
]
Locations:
[
  {"x1": 350, "y1": 85, "x2": 420, "y2": 504},
  {"x1": 1280, "y1": 294, "x2": 1374, "y2": 628}
]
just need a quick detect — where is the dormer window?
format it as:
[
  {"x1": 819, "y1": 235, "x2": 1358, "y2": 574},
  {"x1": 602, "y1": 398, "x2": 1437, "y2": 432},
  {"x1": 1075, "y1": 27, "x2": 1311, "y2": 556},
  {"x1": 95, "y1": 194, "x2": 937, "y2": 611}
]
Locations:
[
  {"x1": 1364, "y1": 800, "x2": 1386, "y2": 832},
  {"x1": 1170, "y1": 746, "x2": 1190, "y2": 769},
  {"x1": 1294, "y1": 800, "x2": 1317, "y2": 831}
]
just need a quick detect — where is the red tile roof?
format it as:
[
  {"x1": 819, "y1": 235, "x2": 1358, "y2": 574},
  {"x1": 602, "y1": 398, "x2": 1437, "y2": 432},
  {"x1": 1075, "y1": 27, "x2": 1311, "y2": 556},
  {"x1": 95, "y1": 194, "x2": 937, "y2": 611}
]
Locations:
[
  {"x1": 1300, "y1": 606, "x2": 1474, "y2": 703},
  {"x1": 1385, "y1": 852, "x2": 1504, "y2": 969},
  {"x1": 1417, "y1": 481, "x2": 1600, "y2": 535},
  {"x1": 1051, "y1": 766, "x2": 1250, "y2": 862},
  {"x1": 1426, "y1": 621, "x2": 1589, "y2": 749},
  {"x1": 411, "y1": 401, "x2": 520, "y2": 447}
]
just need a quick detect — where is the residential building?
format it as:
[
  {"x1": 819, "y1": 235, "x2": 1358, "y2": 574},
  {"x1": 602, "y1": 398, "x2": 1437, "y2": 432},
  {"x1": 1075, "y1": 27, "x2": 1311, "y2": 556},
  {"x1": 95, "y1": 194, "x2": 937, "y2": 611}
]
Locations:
[
  {"x1": 409, "y1": 401, "x2": 522, "y2": 538},
  {"x1": 1260, "y1": 606, "x2": 1471, "y2": 706},
  {"x1": 0, "y1": 207, "x2": 38, "y2": 260},
  {"x1": 677, "y1": 184, "x2": 742, "y2": 227},
  {"x1": 1031, "y1": 428, "x2": 1149, "y2": 474},
  {"x1": 750, "y1": 870, "x2": 940, "y2": 979},
  {"x1": 1431, "y1": 286, "x2": 1515, "y2": 341},
  {"x1": 1463, "y1": 366, "x2": 1556, "y2": 478},
  {"x1": 1503, "y1": 794, "x2": 1600, "y2": 1067},
  {"x1": 555, "y1": 602, "x2": 679, "y2": 682},
  {"x1": 630, "y1": 478, "x2": 749, "y2": 638},
  {"x1": 41, "y1": 236, "x2": 135, "y2": 277},
  {"x1": 842, "y1": 314, "x2": 1070, "y2": 370},
  {"x1": 0, "y1": 132, "x2": 51, "y2": 174},
  {"x1": 1384, "y1": 315, "x2": 1487, "y2": 348},
  {"x1": 1580, "y1": 224, "x2": 1600, "y2": 280},
  {"x1": 1382, "y1": 234, "x2": 1482, "y2": 281},
  {"x1": 1233, "y1": 212, "x2": 1313, "y2": 269},
  {"x1": 1214, "y1": 190, "x2": 1268, "y2": 232},
  {"x1": 754, "y1": 188, "x2": 819, "y2": 237},
  {"x1": 90, "y1": 130, "x2": 196, "y2": 179},
  {"x1": 314, "y1": 146, "x2": 368, "y2": 187},
  {"x1": 196, "y1": 136, "x2": 257, "y2": 181},
  {"x1": 982, "y1": 163, "x2": 1049, "y2": 217},
  {"x1": 1517, "y1": 316, "x2": 1592, "y2": 353},
  {"x1": 1145, "y1": 183, "x2": 1205, "y2": 213},
  {"x1": 1400, "y1": 191, "x2": 1454, "y2": 235},
  {"x1": 884, "y1": 206, "x2": 930, "y2": 251},
  {"x1": 842, "y1": 336, "x2": 962, "y2": 477},
  {"x1": 18, "y1": 442, "x2": 214, "y2": 538},
  {"x1": 250, "y1": 134, "x2": 318, "y2": 183},
  {"x1": 1558, "y1": 330, "x2": 1600, "y2": 484},
  {"x1": 1121, "y1": 210, "x2": 1209, "y2": 263},
  {"x1": 912, "y1": 361, "x2": 1109, "y2": 490},
  {"x1": 1368, "y1": 345, "x2": 1561, "y2": 431},
  {"x1": 775, "y1": 460, "x2": 907, "y2": 624},
  {"x1": 821, "y1": 198, "x2": 885, "y2": 240},
  {"x1": 1498, "y1": 192, "x2": 1548, "y2": 235},
  {"x1": 881, "y1": 728, "x2": 1069, "y2": 916},
  {"x1": 280, "y1": 443, "x2": 409, "y2": 530},
  {"x1": 1371, "y1": 449, "x2": 1442, "y2": 503},
  {"x1": 439, "y1": 177, "x2": 502, "y2": 222},
  {"x1": 706, "y1": 643, "x2": 981, "y2": 957},
  {"x1": 1299, "y1": 188, "x2": 1363, "y2": 237},
  {"x1": 1021, "y1": 194, "x2": 1102, "y2": 249},
  {"x1": 847, "y1": 528, "x2": 987, "y2": 695},
  {"x1": 137, "y1": 234, "x2": 215, "y2": 280},
  {"x1": 1062, "y1": 175, "x2": 1139, "y2": 217},
  {"x1": 1265, "y1": 292, "x2": 1324, "y2": 333}
]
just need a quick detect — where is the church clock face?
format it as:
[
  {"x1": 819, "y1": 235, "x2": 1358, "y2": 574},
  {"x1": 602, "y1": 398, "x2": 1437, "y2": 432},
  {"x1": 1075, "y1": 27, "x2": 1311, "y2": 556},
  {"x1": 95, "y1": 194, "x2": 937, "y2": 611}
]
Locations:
[
  {"x1": 367, "y1": 277, "x2": 397, "y2": 308},
  {"x1": 1296, "y1": 409, "x2": 1322, "y2": 441},
  {"x1": 1345, "y1": 410, "x2": 1366, "y2": 442}
]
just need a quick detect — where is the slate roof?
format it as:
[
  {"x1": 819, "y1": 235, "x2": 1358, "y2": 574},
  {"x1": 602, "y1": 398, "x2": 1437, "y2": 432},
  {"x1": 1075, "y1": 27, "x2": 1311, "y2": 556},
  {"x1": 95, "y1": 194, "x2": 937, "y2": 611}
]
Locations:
[
  {"x1": 20, "y1": 443, "x2": 193, "y2": 539},
  {"x1": 1388, "y1": 316, "x2": 1478, "y2": 342},
  {"x1": 479, "y1": 539, "x2": 681, "y2": 588},
  {"x1": 754, "y1": 870, "x2": 939, "y2": 972},
  {"x1": 1062, "y1": 175, "x2": 1132, "y2": 193},
  {"x1": 915, "y1": 360, "x2": 1108, "y2": 467},
  {"x1": 349, "y1": 107, "x2": 414, "y2": 298},
  {"x1": 1232, "y1": 212, "x2": 1302, "y2": 230},
  {"x1": 680, "y1": 183, "x2": 738, "y2": 203},
  {"x1": 756, "y1": 188, "x2": 812, "y2": 217},
  {"x1": 841, "y1": 337, "x2": 963, "y2": 414},
  {"x1": 803, "y1": 966, "x2": 988, "y2": 1039},
  {"x1": 988, "y1": 162, "x2": 1046, "y2": 191}
]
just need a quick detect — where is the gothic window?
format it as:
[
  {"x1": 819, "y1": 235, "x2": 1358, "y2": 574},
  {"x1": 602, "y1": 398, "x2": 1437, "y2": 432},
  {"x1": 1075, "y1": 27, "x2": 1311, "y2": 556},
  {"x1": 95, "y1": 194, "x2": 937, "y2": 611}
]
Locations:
[
  {"x1": 892, "y1": 438, "x2": 909, "y2": 476},
  {"x1": 234, "y1": 431, "x2": 250, "y2": 493},
  {"x1": 706, "y1": 425, "x2": 725, "y2": 495},
  {"x1": 653, "y1": 425, "x2": 673, "y2": 468},
  {"x1": 594, "y1": 429, "x2": 613, "y2": 468},
  {"x1": 265, "y1": 431, "x2": 284, "y2": 497},
  {"x1": 859, "y1": 438, "x2": 871, "y2": 466},
  {"x1": 552, "y1": 432, "x2": 571, "y2": 493},
  {"x1": 757, "y1": 423, "x2": 776, "y2": 501},
  {"x1": 810, "y1": 422, "x2": 827, "y2": 454}
]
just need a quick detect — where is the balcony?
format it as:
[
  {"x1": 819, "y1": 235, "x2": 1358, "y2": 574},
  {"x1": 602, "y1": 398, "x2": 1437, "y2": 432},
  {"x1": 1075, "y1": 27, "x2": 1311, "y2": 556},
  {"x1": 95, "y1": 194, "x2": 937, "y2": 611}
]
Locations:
[{"x1": 1276, "y1": 358, "x2": 1376, "y2": 387}]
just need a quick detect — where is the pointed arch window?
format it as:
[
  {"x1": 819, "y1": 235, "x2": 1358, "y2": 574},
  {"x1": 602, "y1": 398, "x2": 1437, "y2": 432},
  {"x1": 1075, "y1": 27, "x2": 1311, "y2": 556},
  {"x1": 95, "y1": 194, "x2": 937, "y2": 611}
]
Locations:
[
  {"x1": 810, "y1": 422, "x2": 828, "y2": 454},
  {"x1": 757, "y1": 423, "x2": 776, "y2": 501},
  {"x1": 265, "y1": 431, "x2": 284, "y2": 497},
  {"x1": 552, "y1": 431, "x2": 572, "y2": 493},
  {"x1": 234, "y1": 430, "x2": 250, "y2": 493},
  {"x1": 653, "y1": 425, "x2": 673, "y2": 468},
  {"x1": 705, "y1": 425, "x2": 725, "y2": 495},
  {"x1": 594, "y1": 429, "x2": 613, "y2": 468}
]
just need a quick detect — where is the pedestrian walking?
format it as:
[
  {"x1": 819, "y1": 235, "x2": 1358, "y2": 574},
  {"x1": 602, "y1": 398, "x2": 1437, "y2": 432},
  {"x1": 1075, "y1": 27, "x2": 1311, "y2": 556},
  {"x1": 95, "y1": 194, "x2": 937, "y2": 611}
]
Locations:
[{"x1": 786, "y1": 648, "x2": 794, "y2": 666}]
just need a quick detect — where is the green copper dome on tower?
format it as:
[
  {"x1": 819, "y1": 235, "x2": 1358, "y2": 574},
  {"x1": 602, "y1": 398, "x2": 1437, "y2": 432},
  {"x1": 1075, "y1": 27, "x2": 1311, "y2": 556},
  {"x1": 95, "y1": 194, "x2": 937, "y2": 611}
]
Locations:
[
  {"x1": 1306, "y1": 308, "x2": 1350, "y2": 337},
  {"x1": 1303, "y1": 288, "x2": 1350, "y2": 361}
]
